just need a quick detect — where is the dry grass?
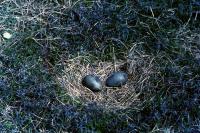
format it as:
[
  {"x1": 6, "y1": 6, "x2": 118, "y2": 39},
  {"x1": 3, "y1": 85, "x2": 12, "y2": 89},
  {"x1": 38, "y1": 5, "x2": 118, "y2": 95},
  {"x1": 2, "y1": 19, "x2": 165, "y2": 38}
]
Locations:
[
  {"x1": 55, "y1": 41, "x2": 158, "y2": 111},
  {"x1": 56, "y1": 56, "x2": 140, "y2": 109},
  {"x1": 1, "y1": 0, "x2": 199, "y2": 132}
]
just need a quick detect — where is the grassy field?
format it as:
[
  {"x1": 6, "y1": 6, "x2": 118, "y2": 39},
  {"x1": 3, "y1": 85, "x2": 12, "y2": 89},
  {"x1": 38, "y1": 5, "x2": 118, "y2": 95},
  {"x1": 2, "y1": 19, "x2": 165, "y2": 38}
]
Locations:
[{"x1": 0, "y1": 0, "x2": 200, "y2": 132}]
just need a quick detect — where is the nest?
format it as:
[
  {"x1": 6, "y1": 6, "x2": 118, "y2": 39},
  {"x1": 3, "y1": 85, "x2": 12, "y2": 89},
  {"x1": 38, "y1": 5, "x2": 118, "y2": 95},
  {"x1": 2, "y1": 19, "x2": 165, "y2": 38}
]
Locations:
[
  {"x1": 55, "y1": 43, "x2": 157, "y2": 110},
  {"x1": 56, "y1": 56, "x2": 141, "y2": 109}
]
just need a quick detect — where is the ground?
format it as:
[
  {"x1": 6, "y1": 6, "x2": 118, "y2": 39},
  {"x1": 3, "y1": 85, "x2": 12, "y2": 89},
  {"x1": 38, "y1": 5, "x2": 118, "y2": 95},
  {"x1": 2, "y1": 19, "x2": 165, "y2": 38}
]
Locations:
[{"x1": 0, "y1": 0, "x2": 200, "y2": 132}]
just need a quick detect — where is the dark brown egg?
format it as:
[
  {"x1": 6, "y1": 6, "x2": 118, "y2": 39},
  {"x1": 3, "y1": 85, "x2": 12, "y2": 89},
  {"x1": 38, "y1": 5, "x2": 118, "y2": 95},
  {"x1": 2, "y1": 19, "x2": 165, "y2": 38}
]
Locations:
[
  {"x1": 106, "y1": 72, "x2": 128, "y2": 87},
  {"x1": 82, "y1": 75, "x2": 102, "y2": 92}
]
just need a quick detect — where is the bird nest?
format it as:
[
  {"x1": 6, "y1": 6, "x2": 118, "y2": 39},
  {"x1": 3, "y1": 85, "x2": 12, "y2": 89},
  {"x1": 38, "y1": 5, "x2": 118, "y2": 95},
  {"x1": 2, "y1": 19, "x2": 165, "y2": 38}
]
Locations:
[{"x1": 56, "y1": 54, "x2": 153, "y2": 109}]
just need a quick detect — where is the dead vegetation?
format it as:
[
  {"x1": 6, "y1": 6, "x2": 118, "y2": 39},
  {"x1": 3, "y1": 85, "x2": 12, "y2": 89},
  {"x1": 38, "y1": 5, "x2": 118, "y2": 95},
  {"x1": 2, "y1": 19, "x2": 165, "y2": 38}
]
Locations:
[{"x1": 0, "y1": 0, "x2": 199, "y2": 132}]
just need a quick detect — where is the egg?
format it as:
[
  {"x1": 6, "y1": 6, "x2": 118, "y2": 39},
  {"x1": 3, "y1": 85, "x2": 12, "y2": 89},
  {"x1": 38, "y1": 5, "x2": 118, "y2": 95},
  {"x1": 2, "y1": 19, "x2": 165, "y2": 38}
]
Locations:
[
  {"x1": 105, "y1": 71, "x2": 128, "y2": 87},
  {"x1": 82, "y1": 75, "x2": 102, "y2": 92}
]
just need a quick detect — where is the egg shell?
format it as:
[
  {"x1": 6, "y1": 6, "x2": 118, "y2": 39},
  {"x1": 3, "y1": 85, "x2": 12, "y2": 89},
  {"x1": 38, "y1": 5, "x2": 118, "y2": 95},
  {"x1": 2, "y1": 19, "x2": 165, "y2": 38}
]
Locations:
[
  {"x1": 106, "y1": 71, "x2": 128, "y2": 87},
  {"x1": 82, "y1": 75, "x2": 102, "y2": 92},
  {"x1": 2, "y1": 32, "x2": 12, "y2": 39}
]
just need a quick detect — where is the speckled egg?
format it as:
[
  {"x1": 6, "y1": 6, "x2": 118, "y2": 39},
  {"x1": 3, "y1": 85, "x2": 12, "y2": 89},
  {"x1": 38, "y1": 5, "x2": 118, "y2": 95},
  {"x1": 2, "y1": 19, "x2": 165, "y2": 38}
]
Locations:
[
  {"x1": 82, "y1": 75, "x2": 102, "y2": 92},
  {"x1": 105, "y1": 71, "x2": 128, "y2": 87}
]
